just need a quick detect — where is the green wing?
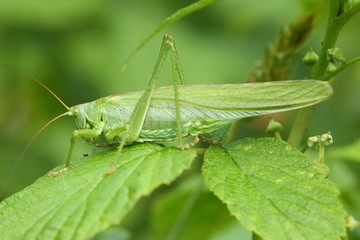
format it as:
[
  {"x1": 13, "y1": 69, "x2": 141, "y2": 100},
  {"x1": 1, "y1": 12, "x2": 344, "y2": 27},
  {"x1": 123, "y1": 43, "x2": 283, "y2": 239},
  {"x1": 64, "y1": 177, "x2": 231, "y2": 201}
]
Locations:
[{"x1": 109, "y1": 80, "x2": 332, "y2": 123}]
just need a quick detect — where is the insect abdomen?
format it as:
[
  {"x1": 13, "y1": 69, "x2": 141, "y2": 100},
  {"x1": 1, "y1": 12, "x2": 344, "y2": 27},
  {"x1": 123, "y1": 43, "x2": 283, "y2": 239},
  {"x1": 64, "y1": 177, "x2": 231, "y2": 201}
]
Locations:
[{"x1": 138, "y1": 128, "x2": 179, "y2": 141}]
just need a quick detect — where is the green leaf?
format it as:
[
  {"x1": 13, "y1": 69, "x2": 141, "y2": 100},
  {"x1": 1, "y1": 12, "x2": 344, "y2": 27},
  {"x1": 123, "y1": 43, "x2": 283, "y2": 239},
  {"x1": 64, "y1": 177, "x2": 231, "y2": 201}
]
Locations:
[
  {"x1": 202, "y1": 138, "x2": 347, "y2": 240},
  {"x1": 0, "y1": 143, "x2": 196, "y2": 240},
  {"x1": 328, "y1": 139, "x2": 360, "y2": 162}
]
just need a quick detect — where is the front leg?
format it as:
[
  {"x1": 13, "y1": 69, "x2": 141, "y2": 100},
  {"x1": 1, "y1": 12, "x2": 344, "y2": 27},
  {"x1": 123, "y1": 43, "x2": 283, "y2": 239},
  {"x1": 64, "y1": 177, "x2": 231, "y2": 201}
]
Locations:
[{"x1": 49, "y1": 127, "x2": 103, "y2": 176}]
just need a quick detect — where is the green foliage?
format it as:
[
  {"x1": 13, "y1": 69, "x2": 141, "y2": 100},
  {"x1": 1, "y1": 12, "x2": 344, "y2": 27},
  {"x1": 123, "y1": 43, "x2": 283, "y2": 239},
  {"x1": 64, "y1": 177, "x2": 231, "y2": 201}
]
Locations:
[
  {"x1": 0, "y1": 144, "x2": 196, "y2": 239},
  {"x1": 203, "y1": 138, "x2": 347, "y2": 240}
]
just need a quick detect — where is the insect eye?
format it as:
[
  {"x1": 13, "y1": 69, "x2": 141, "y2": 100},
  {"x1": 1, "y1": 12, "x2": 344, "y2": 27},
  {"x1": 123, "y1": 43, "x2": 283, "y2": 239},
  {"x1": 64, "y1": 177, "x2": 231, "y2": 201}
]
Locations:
[{"x1": 73, "y1": 108, "x2": 79, "y2": 116}]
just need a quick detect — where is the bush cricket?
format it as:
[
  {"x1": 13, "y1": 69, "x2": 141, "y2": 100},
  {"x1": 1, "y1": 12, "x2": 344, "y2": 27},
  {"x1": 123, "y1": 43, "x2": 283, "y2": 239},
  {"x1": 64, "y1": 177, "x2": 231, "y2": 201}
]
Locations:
[{"x1": 4, "y1": 34, "x2": 333, "y2": 178}]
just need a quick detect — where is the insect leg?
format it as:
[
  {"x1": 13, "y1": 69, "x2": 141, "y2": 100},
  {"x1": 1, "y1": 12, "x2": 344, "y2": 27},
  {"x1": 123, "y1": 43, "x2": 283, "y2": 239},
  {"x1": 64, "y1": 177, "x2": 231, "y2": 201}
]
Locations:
[
  {"x1": 167, "y1": 35, "x2": 186, "y2": 148},
  {"x1": 48, "y1": 128, "x2": 102, "y2": 176},
  {"x1": 126, "y1": 34, "x2": 175, "y2": 143},
  {"x1": 168, "y1": 35, "x2": 186, "y2": 85},
  {"x1": 107, "y1": 126, "x2": 128, "y2": 169},
  {"x1": 180, "y1": 132, "x2": 203, "y2": 150},
  {"x1": 124, "y1": 34, "x2": 187, "y2": 148},
  {"x1": 110, "y1": 34, "x2": 188, "y2": 170}
]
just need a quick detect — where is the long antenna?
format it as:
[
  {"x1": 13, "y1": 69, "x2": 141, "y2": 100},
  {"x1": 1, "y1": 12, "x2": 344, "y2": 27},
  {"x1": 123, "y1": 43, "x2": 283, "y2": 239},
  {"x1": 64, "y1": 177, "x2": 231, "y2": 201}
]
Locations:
[
  {"x1": 0, "y1": 112, "x2": 69, "y2": 199},
  {"x1": 0, "y1": 63, "x2": 69, "y2": 109}
]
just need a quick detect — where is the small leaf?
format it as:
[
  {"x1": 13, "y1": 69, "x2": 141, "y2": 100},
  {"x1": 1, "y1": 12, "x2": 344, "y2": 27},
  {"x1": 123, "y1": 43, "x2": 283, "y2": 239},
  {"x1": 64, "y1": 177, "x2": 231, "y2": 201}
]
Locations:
[
  {"x1": 202, "y1": 138, "x2": 347, "y2": 240},
  {"x1": 0, "y1": 143, "x2": 196, "y2": 240}
]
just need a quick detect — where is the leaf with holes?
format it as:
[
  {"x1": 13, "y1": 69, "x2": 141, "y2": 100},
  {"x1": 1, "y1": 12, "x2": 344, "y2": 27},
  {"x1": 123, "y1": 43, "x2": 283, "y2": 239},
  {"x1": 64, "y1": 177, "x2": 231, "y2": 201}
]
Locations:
[{"x1": 0, "y1": 143, "x2": 196, "y2": 240}]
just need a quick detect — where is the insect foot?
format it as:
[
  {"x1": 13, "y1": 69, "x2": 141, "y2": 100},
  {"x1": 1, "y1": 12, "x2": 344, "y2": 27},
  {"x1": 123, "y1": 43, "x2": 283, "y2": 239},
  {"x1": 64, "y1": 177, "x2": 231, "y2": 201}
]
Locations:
[
  {"x1": 180, "y1": 133, "x2": 203, "y2": 150},
  {"x1": 48, "y1": 167, "x2": 69, "y2": 177},
  {"x1": 200, "y1": 136, "x2": 225, "y2": 147},
  {"x1": 209, "y1": 139, "x2": 225, "y2": 147}
]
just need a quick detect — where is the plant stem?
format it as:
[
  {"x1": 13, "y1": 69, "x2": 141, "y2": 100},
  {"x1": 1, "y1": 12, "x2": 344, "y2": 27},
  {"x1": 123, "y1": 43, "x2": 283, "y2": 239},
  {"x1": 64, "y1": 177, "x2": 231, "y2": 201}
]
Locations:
[
  {"x1": 287, "y1": 107, "x2": 314, "y2": 147},
  {"x1": 274, "y1": 132, "x2": 282, "y2": 140},
  {"x1": 336, "y1": 3, "x2": 360, "y2": 27},
  {"x1": 289, "y1": 1, "x2": 360, "y2": 147},
  {"x1": 287, "y1": 0, "x2": 342, "y2": 147},
  {"x1": 120, "y1": 0, "x2": 223, "y2": 73},
  {"x1": 313, "y1": 1, "x2": 342, "y2": 79},
  {"x1": 324, "y1": 56, "x2": 360, "y2": 81}
]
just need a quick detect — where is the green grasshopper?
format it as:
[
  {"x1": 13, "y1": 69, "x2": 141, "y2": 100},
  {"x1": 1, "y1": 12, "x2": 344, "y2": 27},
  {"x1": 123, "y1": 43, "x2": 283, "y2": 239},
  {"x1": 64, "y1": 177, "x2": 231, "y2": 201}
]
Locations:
[{"x1": 12, "y1": 34, "x2": 333, "y2": 176}]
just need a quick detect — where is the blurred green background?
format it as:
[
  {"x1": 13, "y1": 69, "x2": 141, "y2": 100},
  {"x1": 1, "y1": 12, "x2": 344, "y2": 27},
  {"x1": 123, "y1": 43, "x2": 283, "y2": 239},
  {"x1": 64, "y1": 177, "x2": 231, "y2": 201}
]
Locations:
[{"x1": 0, "y1": 0, "x2": 359, "y2": 239}]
